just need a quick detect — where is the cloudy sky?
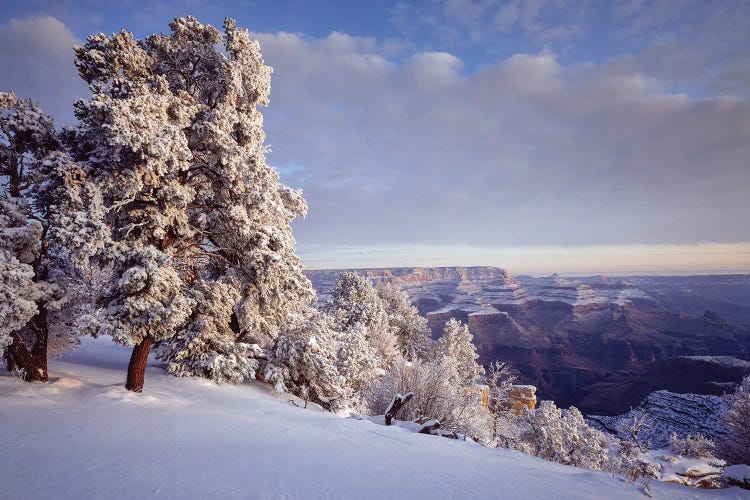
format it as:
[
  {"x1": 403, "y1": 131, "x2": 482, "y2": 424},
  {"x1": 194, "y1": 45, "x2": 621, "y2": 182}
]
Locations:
[{"x1": 1, "y1": 0, "x2": 749, "y2": 274}]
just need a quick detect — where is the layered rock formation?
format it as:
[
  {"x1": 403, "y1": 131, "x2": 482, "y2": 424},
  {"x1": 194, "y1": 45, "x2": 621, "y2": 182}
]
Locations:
[{"x1": 587, "y1": 390, "x2": 729, "y2": 448}]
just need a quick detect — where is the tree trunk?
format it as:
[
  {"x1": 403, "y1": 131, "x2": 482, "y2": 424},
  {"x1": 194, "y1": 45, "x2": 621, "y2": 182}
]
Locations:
[
  {"x1": 4, "y1": 347, "x2": 15, "y2": 372},
  {"x1": 7, "y1": 332, "x2": 45, "y2": 382},
  {"x1": 30, "y1": 307, "x2": 49, "y2": 382},
  {"x1": 385, "y1": 392, "x2": 414, "y2": 425},
  {"x1": 125, "y1": 336, "x2": 153, "y2": 392}
]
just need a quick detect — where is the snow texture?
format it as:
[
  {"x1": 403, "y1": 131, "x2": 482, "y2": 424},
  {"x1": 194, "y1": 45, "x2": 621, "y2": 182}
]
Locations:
[{"x1": 2, "y1": 337, "x2": 745, "y2": 499}]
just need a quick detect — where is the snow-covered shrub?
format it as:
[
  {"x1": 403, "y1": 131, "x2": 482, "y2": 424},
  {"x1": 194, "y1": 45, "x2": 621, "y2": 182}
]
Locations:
[
  {"x1": 624, "y1": 459, "x2": 661, "y2": 482},
  {"x1": 263, "y1": 311, "x2": 347, "y2": 410},
  {"x1": 157, "y1": 279, "x2": 264, "y2": 384},
  {"x1": 376, "y1": 284, "x2": 432, "y2": 361},
  {"x1": 486, "y1": 361, "x2": 517, "y2": 447},
  {"x1": 512, "y1": 400, "x2": 612, "y2": 471},
  {"x1": 718, "y1": 374, "x2": 750, "y2": 465},
  {"x1": 668, "y1": 432, "x2": 715, "y2": 459},
  {"x1": 724, "y1": 464, "x2": 750, "y2": 490},
  {"x1": 363, "y1": 356, "x2": 491, "y2": 441},
  {"x1": 433, "y1": 318, "x2": 485, "y2": 386},
  {"x1": 324, "y1": 272, "x2": 398, "y2": 364}
]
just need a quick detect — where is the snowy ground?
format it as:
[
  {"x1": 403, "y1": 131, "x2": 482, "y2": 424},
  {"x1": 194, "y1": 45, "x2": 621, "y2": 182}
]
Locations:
[{"x1": 2, "y1": 338, "x2": 747, "y2": 500}]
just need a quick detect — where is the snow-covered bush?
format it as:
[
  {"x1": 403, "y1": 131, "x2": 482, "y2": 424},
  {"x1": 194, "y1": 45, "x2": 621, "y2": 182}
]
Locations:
[
  {"x1": 433, "y1": 318, "x2": 484, "y2": 386},
  {"x1": 376, "y1": 283, "x2": 432, "y2": 361},
  {"x1": 724, "y1": 464, "x2": 750, "y2": 490},
  {"x1": 718, "y1": 374, "x2": 750, "y2": 465},
  {"x1": 263, "y1": 310, "x2": 347, "y2": 410},
  {"x1": 324, "y1": 272, "x2": 398, "y2": 364},
  {"x1": 512, "y1": 400, "x2": 612, "y2": 471},
  {"x1": 668, "y1": 432, "x2": 715, "y2": 459},
  {"x1": 363, "y1": 356, "x2": 491, "y2": 441}
]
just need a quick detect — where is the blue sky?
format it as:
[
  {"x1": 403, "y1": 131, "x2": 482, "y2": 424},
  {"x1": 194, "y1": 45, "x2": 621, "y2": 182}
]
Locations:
[{"x1": 1, "y1": 1, "x2": 749, "y2": 274}]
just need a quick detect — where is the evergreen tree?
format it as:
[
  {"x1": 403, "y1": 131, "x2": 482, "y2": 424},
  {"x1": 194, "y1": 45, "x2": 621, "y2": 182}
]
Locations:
[
  {"x1": 376, "y1": 283, "x2": 432, "y2": 361},
  {"x1": 325, "y1": 272, "x2": 397, "y2": 364},
  {"x1": 719, "y1": 374, "x2": 750, "y2": 465},
  {"x1": 74, "y1": 17, "x2": 315, "y2": 390},
  {"x1": 0, "y1": 92, "x2": 102, "y2": 380},
  {"x1": 435, "y1": 318, "x2": 484, "y2": 386}
]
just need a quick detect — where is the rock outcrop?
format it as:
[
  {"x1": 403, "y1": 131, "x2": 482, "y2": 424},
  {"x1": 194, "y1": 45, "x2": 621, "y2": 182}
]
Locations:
[{"x1": 508, "y1": 385, "x2": 537, "y2": 415}]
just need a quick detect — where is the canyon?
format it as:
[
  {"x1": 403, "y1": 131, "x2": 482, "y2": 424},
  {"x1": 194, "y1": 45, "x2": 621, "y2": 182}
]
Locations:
[{"x1": 307, "y1": 267, "x2": 750, "y2": 415}]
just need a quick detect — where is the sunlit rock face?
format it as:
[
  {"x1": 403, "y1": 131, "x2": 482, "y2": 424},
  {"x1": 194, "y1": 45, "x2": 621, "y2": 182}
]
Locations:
[{"x1": 307, "y1": 267, "x2": 750, "y2": 414}]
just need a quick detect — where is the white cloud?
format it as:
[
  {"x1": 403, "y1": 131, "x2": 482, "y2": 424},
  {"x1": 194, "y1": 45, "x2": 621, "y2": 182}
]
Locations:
[
  {"x1": 1, "y1": 15, "x2": 747, "y2": 252},
  {"x1": 0, "y1": 15, "x2": 86, "y2": 124},
  {"x1": 255, "y1": 31, "x2": 750, "y2": 248}
]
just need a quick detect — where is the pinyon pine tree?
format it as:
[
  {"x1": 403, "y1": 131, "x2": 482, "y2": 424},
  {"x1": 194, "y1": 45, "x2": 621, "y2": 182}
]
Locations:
[
  {"x1": 376, "y1": 283, "x2": 432, "y2": 361},
  {"x1": 435, "y1": 318, "x2": 484, "y2": 386},
  {"x1": 73, "y1": 17, "x2": 315, "y2": 391},
  {"x1": 1, "y1": 92, "x2": 102, "y2": 380},
  {"x1": 719, "y1": 374, "x2": 750, "y2": 465}
]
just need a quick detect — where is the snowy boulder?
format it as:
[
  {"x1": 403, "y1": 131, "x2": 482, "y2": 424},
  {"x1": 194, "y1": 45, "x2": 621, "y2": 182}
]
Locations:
[{"x1": 724, "y1": 464, "x2": 750, "y2": 490}]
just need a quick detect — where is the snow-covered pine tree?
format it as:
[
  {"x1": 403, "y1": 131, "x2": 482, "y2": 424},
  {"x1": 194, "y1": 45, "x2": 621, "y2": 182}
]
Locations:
[
  {"x1": 336, "y1": 322, "x2": 378, "y2": 394},
  {"x1": 376, "y1": 283, "x2": 432, "y2": 361},
  {"x1": 0, "y1": 92, "x2": 97, "y2": 380},
  {"x1": 719, "y1": 374, "x2": 750, "y2": 465},
  {"x1": 434, "y1": 318, "x2": 484, "y2": 386},
  {"x1": 324, "y1": 272, "x2": 397, "y2": 364},
  {"x1": 73, "y1": 28, "x2": 199, "y2": 391},
  {"x1": 146, "y1": 17, "x2": 315, "y2": 382},
  {"x1": 74, "y1": 17, "x2": 316, "y2": 390}
]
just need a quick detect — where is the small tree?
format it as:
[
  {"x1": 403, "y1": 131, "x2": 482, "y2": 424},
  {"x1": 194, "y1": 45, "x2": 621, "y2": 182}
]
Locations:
[
  {"x1": 486, "y1": 361, "x2": 517, "y2": 446},
  {"x1": 719, "y1": 374, "x2": 750, "y2": 465},
  {"x1": 325, "y1": 272, "x2": 397, "y2": 364},
  {"x1": 434, "y1": 318, "x2": 484, "y2": 386},
  {"x1": 336, "y1": 322, "x2": 378, "y2": 394},
  {"x1": 1, "y1": 93, "x2": 102, "y2": 381},
  {"x1": 376, "y1": 283, "x2": 432, "y2": 360}
]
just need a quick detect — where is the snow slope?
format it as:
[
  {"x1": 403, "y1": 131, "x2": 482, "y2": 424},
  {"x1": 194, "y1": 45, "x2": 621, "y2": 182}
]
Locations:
[{"x1": 1, "y1": 338, "x2": 746, "y2": 500}]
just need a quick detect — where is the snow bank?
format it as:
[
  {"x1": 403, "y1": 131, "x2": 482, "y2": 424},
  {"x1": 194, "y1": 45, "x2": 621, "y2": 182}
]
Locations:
[
  {"x1": 724, "y1": 465, "x2": 750, "y2": 489},
  {"x1": 1, "y1": 337, "x2": 746, "y2": 499}
]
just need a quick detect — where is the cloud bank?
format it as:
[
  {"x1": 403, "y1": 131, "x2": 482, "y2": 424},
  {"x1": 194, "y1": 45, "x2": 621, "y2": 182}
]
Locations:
[
  {"x1": 0, "y1": 14, "x2": 748, "y2": 266},
  {"x1": 255, "y1": 31, "x2": 750, "y2": 247}
]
